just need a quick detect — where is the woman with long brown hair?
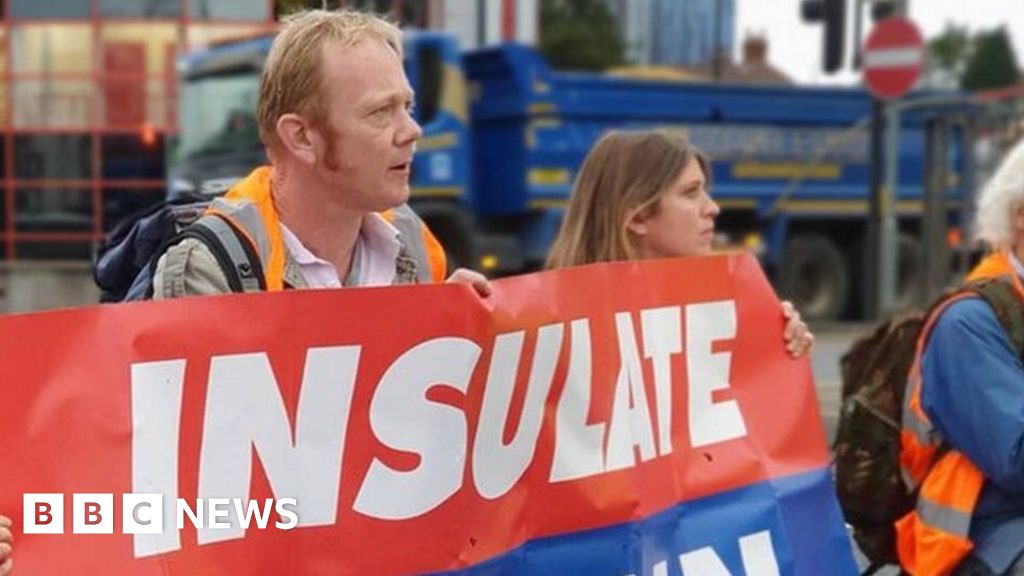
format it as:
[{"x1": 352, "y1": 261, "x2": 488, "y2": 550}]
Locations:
[{"x1": 547, "y1": 130, "x2": 813, "y2": 356}]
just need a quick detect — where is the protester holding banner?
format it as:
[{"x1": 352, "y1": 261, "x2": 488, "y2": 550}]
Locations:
[
  {"x1": 897, "y1": 139, "x2": 1024, "y2": 576},
  {"x1": 0, "y1": 126, "x2": 858, "y2": 572},
  {"x1": 0, "y1": 9, "x2": 497, "y2": 572},
  {"x1": 546, "y1": 130, "x2": 814, "y2": 357},
  {"x1": 152, "y1": 9, "x2": 490, "y2": 297},
  {"x1": 0, "y1": 251, "x2": 856, "y2": 573}
]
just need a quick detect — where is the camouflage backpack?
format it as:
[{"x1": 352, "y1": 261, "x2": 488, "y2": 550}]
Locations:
[{"x1": 833, "y1": 276, "x2": 1024, "y2": 571}]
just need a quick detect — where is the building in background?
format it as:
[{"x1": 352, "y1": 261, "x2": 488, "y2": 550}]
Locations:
[
  {"x1": 603, "y1": 0, "x2": 653, "y2": 64},
  {"x1": 0, "y1": 0, "x2": 539, "y2": 263},
  {"x1": 1, "y1": 0, "x2": 277, "y2": 261},
  {"x1": 652, "y1": 0, "x2": 734, "y2": 67},
  {"x1": 441, "y1": 0, "x2": 537, "y2": 50},
  {"x1": 343, "y1": 0, "x2": 433, "y2": 28},
  {"x1": 346, "y1": 0, "x2": 538, "y2": 50},
  {"x1": 681, "y1": 35, "x2": 793, "y2": 85},
  {"x1": 606, "y1": 0, "x2": 734, "y2": 67}
]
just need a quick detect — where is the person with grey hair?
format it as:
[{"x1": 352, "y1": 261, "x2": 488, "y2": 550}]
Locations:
[
  {"x1": 973, "y1": 140, "x2": 1024, "y2": 262},
  {"x1": 896, "y1": 138, "x2": 1024, "y2": 576}
]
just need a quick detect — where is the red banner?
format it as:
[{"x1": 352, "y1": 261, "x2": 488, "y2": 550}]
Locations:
[{"x1": 0, "y1": 254, "x2": 854, "y2": 574}]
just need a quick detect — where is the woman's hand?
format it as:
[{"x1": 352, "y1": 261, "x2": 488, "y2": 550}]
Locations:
[
  {"x1": 0, "y1": 515, "x2": 13, "y2": 576},
  {"x1": 781, "y1": 301, "x2": 814, "y2": 358}
]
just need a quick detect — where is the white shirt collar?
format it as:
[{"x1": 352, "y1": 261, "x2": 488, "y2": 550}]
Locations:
[
  {"x1": 1009, "y1": 250, "x2": 1024, "y2": 280},
  {"x1": 279, "y1": 223, "x2": 322, "y2": 267},
  {"x1": 279, "y1": 213, "x2": 403, "y2": 288}
]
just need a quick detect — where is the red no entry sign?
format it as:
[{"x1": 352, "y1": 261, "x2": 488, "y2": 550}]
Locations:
[{"x1": 863, "y1": 17, "x2": 924, "y2": 100}]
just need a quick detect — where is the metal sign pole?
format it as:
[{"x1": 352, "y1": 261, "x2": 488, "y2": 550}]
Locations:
[
  {"x1": 879, "y1": 101, "x2": 900, "y2": 315},
  {"x1": 866, "y1": 99, "x2": 884, "y2": 318}
]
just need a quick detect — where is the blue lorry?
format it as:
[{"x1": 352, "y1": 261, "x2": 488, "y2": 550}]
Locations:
[{"x1": 169, "y1": 31, "x2": 969, "y2": 320}]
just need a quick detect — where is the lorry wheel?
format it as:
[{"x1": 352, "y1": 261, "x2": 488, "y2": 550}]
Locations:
[
  {"x1": 777, "y1": 234, "x2": 849, "y2": 321},
  {"x1": 893, "y1": 234, "x2": 925, "y2": 312}
]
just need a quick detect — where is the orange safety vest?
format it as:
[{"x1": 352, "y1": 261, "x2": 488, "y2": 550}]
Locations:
[
  {"x1": 897, "y1": 251, "x2": 1024, "y2": 575},
  {"x1": 966, "y1": 250, "x2": 1013, "y2": 283},
  {"x1": 206, "y1": 166, "x2": 447, "y2": 290}
]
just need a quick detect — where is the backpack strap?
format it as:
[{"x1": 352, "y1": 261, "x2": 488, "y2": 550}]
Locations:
[
  {"x1": 148, "y1": 213, "x2": 266, "y2": 296},
  {"x1": 966, "y1": 275, "x2": 1024, "y2": 357},
  {"x1": 186, "y1": 214, "x2": 266, "y2": 293},
  {"x1": 915, "y1": 275, "x2": 1024, "y2": 476}
]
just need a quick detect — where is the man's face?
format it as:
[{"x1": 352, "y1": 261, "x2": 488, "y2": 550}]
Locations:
[{"x1": 313, "y1": 39, "x2": 421, "y2": 212}]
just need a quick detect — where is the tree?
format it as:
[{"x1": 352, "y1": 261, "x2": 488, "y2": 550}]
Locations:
[
  {"x1": 539, "y1": 0, "x2": 625, "y2": 71},
  {"x1": 275, "y1": 0, "x2": 344, "y2": 18},
  {"x1": 927, "y1": 22, "x2": 971, "y2": 79},
  {"x1": 961, "y1": 27, "x2": 1021, "y2": 91}
]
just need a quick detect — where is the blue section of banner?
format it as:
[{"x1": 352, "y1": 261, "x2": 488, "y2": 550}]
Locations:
[{"x1": 434, "y1": 468, "x2": 857, "y2": 576}]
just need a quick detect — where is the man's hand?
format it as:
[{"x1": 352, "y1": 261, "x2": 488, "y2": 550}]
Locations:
[
  {"x1": 781, "y1": 301, "x2": 814, "y2": 358},
  {"x1": 0, "y1": 515, "x2": 13, "y2": 576},
  {"x1": 446, "y1": 268, "x2": 492, "y2": 297}
]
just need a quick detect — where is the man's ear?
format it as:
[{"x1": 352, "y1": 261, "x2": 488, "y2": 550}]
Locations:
[{"x1": 276, "y1": 113, "x2": 318, "y2": 166}]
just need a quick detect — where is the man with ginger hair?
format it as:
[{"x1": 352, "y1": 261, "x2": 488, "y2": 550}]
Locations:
[
  {"x1": 153, "y1": 9, "x2": 489, "y2": 297},
  {"x1": 0, "y1": 10, "x2": 492, "y2": 571}
]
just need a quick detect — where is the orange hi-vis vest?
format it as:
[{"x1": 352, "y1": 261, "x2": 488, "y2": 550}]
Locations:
[
  {"x1": 966, "y1": 250, "x2": 1013, "y2": 283},
  {"x1": 897, "y1": 251, "x2": 1024, "y2": 575},
  {"x1": 206, "y1": 166, "x2": 447, "y2": 290}
]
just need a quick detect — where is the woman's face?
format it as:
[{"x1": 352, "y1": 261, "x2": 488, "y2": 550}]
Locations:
[{"x1": 628, "y1": 157, "x2": 720, "y2": 259}]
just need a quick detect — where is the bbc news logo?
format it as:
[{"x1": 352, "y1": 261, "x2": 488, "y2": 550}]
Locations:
[{"x1": 23, "y1": 494, "x2": 298, "y2": 534}]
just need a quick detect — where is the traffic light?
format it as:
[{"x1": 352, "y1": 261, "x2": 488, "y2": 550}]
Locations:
[
  {"x1": 871, "y1": 0, "x2": 906, "y2": 22},
  {"x1": 801, "y1": 0, "x2": 846, "y2": 73}
]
